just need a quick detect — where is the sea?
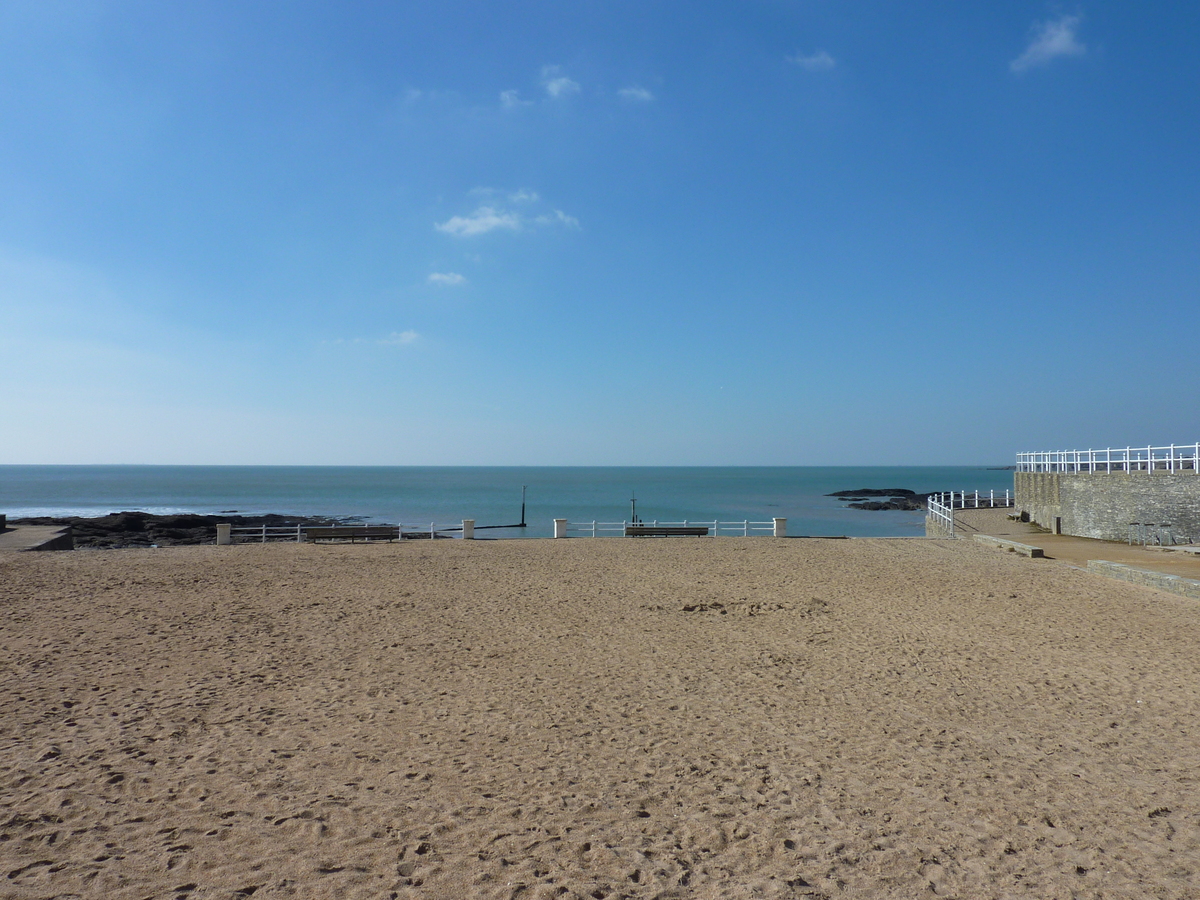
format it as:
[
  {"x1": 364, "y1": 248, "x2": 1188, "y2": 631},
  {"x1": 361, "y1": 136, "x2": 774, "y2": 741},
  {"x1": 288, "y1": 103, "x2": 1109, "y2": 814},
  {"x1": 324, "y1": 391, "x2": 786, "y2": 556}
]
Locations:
[{"x1": 0, "y1": 465, "x2": 1016, "y2": 539}]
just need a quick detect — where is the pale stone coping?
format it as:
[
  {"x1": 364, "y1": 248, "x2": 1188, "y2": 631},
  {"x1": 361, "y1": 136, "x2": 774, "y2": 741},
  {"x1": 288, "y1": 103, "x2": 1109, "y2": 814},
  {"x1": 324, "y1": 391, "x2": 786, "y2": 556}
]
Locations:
[
  {"x1": 1086, "y1": 560, "x2": 1200, "y2": 600},
  {"x1": 972, "y1": 534, "x2": 1045, "y2": 558}
]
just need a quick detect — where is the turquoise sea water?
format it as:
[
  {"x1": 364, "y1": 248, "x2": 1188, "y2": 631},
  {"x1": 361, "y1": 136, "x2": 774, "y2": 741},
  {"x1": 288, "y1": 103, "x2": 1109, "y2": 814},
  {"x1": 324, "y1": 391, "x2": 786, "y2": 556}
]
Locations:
[{"x1": 0, "y1": 465, "x2": 1015, "y2": 538}]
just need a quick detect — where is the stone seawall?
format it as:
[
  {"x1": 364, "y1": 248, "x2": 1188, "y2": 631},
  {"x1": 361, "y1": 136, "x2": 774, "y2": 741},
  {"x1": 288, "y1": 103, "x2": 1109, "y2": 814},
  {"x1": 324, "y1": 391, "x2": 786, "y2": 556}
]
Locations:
[
  {"x1": 1016, "y1": 471, "x2": 1200, "y2": 543},
  {"x1": 925, "y1": 514, "x2": 953, "y2": 538}
]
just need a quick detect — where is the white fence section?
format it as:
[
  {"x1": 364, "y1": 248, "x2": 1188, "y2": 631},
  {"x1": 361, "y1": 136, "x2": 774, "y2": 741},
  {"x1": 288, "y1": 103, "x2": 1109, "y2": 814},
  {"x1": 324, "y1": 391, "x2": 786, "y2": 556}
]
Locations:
[
  {"x1": 926, "y1": 496, "x2": 956, "y2": 536},
  {"x1": 230, "y1": 524, "x2": 306, "y2": 543},
  {"x1": 227, "y1": 521, "x2": 473, "y2": 543},
  {"x1": 555, "y1": 519, "x2": 783, "y2": 538},
  {"x1": 928, "y1": 490, "x2": 1013, "y2": 510},
  {"x1": 925, "y1": 490, "x2": 1014, "y2": 539},
  {"x1": 397, "y1": 522, "x2": 465, "y2": 539},
  {"x1": 1017, "y1": 443, "x2": 1200, "y2": 473}
]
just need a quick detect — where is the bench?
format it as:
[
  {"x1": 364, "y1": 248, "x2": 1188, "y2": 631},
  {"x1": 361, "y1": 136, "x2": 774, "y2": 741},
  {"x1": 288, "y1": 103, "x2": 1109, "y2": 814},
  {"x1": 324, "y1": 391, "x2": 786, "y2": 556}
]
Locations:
[
  {"x1": 304, "y1": 525, "x2": 400, "y2": 543},
  {"x1": 624, "y1": 525, "x2": 710, "y2": 537}
]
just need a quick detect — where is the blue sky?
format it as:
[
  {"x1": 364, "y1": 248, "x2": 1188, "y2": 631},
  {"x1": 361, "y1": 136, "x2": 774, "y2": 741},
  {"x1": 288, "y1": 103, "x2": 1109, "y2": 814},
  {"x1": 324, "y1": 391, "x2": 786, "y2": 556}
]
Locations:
[{"x1": 2, "y1": 1, "x2": 1197, "y2": 465}]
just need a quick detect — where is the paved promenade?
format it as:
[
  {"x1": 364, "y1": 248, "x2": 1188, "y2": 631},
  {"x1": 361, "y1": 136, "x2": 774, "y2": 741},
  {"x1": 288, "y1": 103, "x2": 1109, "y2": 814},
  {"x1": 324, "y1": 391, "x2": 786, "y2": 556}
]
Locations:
[{"x1": 954, "y1": 507, "x2": 1200, "y2": 580}]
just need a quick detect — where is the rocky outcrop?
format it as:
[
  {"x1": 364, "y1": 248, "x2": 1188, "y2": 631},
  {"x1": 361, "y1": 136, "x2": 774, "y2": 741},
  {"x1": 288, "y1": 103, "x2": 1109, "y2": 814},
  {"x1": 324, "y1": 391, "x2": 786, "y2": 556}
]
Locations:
[
  {"x1": 827, "y1": 489, "x2": 931, "y2": 511},
  {"x1": 8, "y1": 513, "x2": 351, "y2": 549}
]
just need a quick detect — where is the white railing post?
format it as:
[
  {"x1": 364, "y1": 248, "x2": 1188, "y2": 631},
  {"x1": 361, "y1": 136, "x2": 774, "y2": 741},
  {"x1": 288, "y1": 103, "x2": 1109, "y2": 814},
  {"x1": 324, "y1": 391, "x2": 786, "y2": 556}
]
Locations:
[{"x1": 774, "y1": 517, "x2": 786, "y2": 537}]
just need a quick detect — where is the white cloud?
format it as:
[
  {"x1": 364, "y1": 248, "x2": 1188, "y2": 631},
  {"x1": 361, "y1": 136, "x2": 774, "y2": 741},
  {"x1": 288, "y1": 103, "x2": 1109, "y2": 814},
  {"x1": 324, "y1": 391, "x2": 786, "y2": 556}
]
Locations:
[
  {"x1": 534, "y1": 209, "x2": 581, "y2": 229},
  {"x1": 435, "y1": 206, "x2": 521, "y2": 237},
  {"x1": 788, "y1": 50, "x2": 836, "y2": 71},
  {"x1": 437, "y1": 192, "x2": 579, "y2": 238},
  {"x1": 327, "y1": 330, "x2": 420, "y2": 347},
  {"x1": 618, "y1": 86, "x2": 654, "y2": 102},
  {"x1": 500, "y1": 89, "x2": 530, "y2": 108},
  {"x1": 427, "y1": 272, "x2": 466, "y2": 286},
  {"x1": 541, "y1": 65, "x2": 581, "y2": 98},
  {"x1": 379, "y1": 330, "x2": 419, "y2": 346},
  {"x1": 1011, "y1": 15, "x2": 1086, "y2": 73}
]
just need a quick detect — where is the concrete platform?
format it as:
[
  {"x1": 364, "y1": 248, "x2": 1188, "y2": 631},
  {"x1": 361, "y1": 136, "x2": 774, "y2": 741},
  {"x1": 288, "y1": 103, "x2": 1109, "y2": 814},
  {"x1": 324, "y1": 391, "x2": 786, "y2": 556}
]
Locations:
[
  {"x1": 973, "y1": 534, "x2": 1045, "y2": 558},
  {"x1": 954, "y1": 507, "x2": 1200, "y2": 584},
  {"x1": 0, "y1": 525, "x2": 74, "y2": 552}
]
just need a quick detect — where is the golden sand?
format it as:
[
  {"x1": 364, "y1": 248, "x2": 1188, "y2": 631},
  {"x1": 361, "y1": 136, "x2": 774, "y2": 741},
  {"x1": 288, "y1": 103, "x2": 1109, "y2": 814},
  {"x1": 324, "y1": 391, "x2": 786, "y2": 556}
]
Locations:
[{"x1": 2, "y1": 538, "x2": 1198, "y2": 899}]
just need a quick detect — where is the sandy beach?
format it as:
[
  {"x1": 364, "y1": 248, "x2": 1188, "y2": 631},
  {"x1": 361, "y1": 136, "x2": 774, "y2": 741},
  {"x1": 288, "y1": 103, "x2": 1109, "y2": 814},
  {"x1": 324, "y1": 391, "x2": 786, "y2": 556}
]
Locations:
[{"x1": 2, "y1": 537, "x2": 1198, "y2": 899}]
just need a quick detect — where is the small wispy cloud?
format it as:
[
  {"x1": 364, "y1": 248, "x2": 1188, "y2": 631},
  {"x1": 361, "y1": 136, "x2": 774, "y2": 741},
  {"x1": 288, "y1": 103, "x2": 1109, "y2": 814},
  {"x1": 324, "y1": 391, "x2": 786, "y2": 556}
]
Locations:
[
  {"x1": 541, "y1": 65, "x2": 581, "y2": 98},
  {"x1": 427, "y1": 272, "x2": 466, "y2": 286},
  {"x1": 533, "y1": 210, "x2": 580, "y2": 229},
  {"x1": 436, "y1": 192, "x2": 579, "y2": 238},
  {"x1": 788, "y1": 50, "x2": 836, "y2": 71},
  {"x1": 1011, "y1": 15, "x2": 1086, "y2": 73},
  {"x1": 379, "y1": 330, "x2": 419, "y2": 346},
  {"x1": 618, "y1": 86, "x2": 654, "y2": 102},
  {"x1": 435, "y1": 206, "x2": 521, "y2": 237},
  {"x1": 327, "y1": 330, "x2": 420, "y2": 347},
  {"x1": 500, "y1": 89, "x2": 530, "y2": 108}
]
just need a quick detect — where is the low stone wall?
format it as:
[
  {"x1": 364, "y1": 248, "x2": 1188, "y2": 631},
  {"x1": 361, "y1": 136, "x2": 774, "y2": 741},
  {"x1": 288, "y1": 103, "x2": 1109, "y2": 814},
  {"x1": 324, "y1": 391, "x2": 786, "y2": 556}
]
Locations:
[
  {"x1": 1016, "y1": 471, "x2": 1200, "y2": 543},
  {"x1": 925, "y1": 514, "x2": 953, "y2": 538},
  {"x1": 973, "y1": 534, "x2": 1044, "y2": 558},
  {"x1": 1087, "y1": 560, "x2": 1200, "y2": 600}
]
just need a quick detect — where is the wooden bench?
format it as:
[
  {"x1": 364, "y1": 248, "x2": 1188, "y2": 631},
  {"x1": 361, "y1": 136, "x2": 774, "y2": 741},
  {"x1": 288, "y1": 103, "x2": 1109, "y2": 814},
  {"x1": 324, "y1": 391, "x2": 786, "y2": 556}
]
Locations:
[
  {"x1": 304, "y1": 525, "x2": 400, "y2": 543},
  {"x1": 624, "y1": 525, "x2": 710, "y2": 537}
]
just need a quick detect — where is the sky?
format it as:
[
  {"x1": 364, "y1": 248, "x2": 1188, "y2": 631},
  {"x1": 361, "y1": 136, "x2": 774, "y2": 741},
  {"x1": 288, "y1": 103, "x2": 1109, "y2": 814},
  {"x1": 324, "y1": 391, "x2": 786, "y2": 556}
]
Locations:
[{"x1": 2, "y1": 1, "x2": 1198, "y2": 466}]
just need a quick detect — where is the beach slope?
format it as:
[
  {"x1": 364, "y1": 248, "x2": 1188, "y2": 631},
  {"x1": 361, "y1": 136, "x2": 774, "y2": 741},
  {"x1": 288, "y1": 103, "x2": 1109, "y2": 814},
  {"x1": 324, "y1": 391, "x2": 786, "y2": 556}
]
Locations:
[{"x1": 2, "y1": 539, "x2": 1198, "y2": 898}]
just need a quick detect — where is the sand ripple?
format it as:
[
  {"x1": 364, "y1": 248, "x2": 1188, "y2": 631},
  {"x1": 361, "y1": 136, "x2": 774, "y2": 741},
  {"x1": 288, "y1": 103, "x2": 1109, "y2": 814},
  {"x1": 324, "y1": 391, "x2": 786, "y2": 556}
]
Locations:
[{"x1": 2, "y1": 538, "x2": 1199, "y2": 898}]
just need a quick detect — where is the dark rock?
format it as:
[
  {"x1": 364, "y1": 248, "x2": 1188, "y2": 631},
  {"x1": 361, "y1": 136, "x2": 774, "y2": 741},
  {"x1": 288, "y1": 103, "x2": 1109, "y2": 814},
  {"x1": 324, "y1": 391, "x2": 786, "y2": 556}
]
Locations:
[
  {"x1": 847, "y1": 497, "x2": 929, "y2": 511},
  {"x1": 8, "y1": 511, "x2": 348, "y2": 549},
  {"x1": 827, "y1": 488, "x2": 918, "y2": 498}
]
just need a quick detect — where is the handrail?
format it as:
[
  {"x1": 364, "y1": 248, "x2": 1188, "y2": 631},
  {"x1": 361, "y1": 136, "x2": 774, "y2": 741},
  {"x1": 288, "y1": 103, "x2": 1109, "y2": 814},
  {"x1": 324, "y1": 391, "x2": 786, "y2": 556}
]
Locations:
[
  {"x1": 928, "y1": 490, "x2": 1012, "y2": 509},
  {"x1": 1017, "y1": 443, "x2": 1200, "y2": 473},
  {"x1": 561, "y1": 519, "x2": 778, "y2": 537},
  {"x1": 927, "y1": 495, "x2": 955, "y2": 537},
  {"x1": 230, "y1": 522, "x2": 467, "y2": 542},
  {"x1": 230, "y1": 524, "x2": 306, "y2": 543},
  {"x1": 925, "y1": 491, "x2": 1014, "y2": 539}
]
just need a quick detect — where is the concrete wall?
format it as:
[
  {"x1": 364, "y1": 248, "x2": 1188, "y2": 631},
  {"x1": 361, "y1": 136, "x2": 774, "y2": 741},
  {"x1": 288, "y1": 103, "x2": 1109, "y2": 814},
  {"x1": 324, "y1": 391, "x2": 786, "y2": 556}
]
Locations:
[
  {"x1": 1016, "y1": 471, "x2": 1200, "y2": 543},
  {"x1": 925, "y1": 514, "x2": 953, "y2": 538}
]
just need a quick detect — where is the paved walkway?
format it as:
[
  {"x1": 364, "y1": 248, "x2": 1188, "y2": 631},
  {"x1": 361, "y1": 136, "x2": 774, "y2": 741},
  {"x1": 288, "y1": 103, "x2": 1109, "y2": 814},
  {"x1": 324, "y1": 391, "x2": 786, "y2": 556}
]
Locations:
[
  {"x1": 0, "y1": 525, "x2": 74, "y2": 552},
  {"x1": 954, "y1": 507, "x2": 1200, "y2": 580}
]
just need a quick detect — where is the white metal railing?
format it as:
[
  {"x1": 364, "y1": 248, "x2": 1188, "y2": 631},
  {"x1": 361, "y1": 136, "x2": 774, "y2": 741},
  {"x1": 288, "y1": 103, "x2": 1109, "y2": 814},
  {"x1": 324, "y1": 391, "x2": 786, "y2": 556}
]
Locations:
[
  {"x1": 230, "y1": 522, "x2": 466, "y2": 543},
  {"x1": 397, "y1": 522, "x2": 463, "y2": 539},
  {"x1": 927, "y1": 495, "x2": 955, "y2": 536},
  {"x1": 1017, "y1": 443, "x2": 1200, "y2": 473},
  {"x1": 561, "y1": 519, "x2": 778, "y2": 537},
  {"x1": 929, "y1": 490, "x2": 1013, "y2": 510},
  {"x1": 926, "y1": 491, "x2": 1014, "y2": 539},
  {"x1": 230, "y1": 524, "x2": 306, "y2": 543}
]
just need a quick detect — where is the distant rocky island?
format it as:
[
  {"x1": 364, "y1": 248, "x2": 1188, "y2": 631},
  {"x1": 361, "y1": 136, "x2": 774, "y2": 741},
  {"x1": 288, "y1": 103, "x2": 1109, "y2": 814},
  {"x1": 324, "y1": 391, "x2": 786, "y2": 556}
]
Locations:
[{"x1": 826, "y1": 488, "x2": 931, "y2": 511}]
